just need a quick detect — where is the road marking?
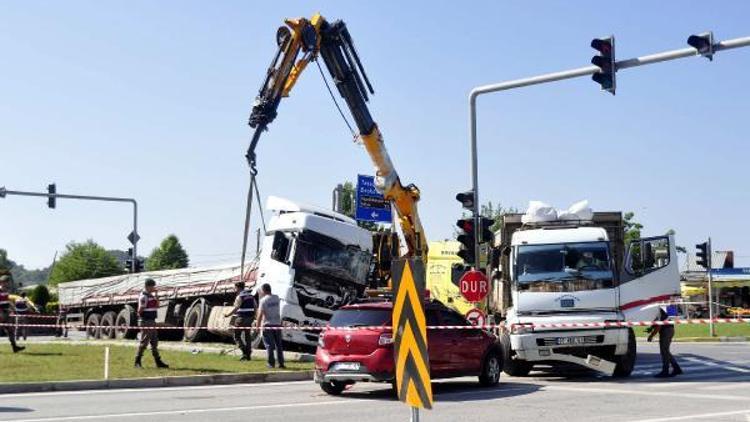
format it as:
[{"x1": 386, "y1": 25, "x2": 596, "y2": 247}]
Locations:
[
  {"x1": 544, "y1": 385, "x2": 748, "y2": 401},
  {"x1": 627, "y1": 408, "x2": 750, "y2": 422},
  {"x1": 682, "y1": 356, "x2": 750, "y2": 373},
  {"x1": 0, "y1": 400, "x2": 351, "y2": 422},
  {"x1": 0, "y1": 380, "x2": 308, "y2": 400}
]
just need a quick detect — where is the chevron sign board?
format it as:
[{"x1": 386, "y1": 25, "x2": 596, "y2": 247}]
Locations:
[{"x1": 392, "y1": 258, "x2": 433, "y2": 410}]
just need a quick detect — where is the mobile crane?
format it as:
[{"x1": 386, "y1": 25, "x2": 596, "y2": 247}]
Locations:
[{"x1": 246, "y1": 13, "x2": 427, "y2": 270}]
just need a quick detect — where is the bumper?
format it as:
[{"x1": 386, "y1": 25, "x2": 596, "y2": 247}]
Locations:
[{"x1": 314, "y1": 347, "x2": 394, "y2": 384}]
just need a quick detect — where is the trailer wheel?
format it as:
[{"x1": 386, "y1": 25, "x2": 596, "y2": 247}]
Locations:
[
  {"x1": 500, "y1": 332, "x2": 532, "y2": 377},
  {"x1": 183, "y1": 299, "x2": 209, "y2": 342},
  {"x1": 115, "y1": 307, "x2": 138, "y2": 339},
  {"x1": 86, "y1": 313, "x2": 102, "y2": 339},
  {"x1": 100, "y1": 311, "x2": 117, "y2": 339},
  {"x1": 613, "y1": 328, "x2": 636, "y2": 377}
]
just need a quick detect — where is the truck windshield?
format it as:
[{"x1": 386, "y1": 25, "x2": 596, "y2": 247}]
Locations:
[
  {"x1": 293, "y1": 232, "x2": 371, "y2": 285},
  {"x1": 515, "y1": 241, "x2": 614, "y2": 292}
]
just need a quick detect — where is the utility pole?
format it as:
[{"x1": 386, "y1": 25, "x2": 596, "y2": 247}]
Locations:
[
  {"x1": 707, "y1": 237, "x2": 715, "y2": 337},
  {"x1": 0, "y1": 186, "x2": 140, "y2": 272}
]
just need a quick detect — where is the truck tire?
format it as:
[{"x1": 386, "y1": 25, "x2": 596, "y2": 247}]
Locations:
[
  {"x1": 86, "y1": 313, "x2": 102, "y2": 339},
  {"x1": 613, "y1": 328, "x2": 636, "y2": 378},
  {"x1": 320, "y1": 381, "x2": 348, "y2": 396},
  {"x1": 100, "y1": 311, "x2": 117, "y2": 339},
  {"x1": 479, "y1": 349, "x2": 503, "y2": 386},
  {"x1": 183, "y1": 299, "x2": 209, "y2": 343},
  {"x1": 115, "y1": 307, "x2": 138, "y2": 339},
  {"x1": 500, "y1": 332, "x2": 532, "y2": 377}
]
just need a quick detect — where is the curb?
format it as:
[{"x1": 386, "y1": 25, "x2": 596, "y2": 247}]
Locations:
[
  {"x1": 637, "y1": 336, "x2": 749, "y2": 343},
  {"x1": 0, "y1": 370, "x2": 314, "y2": 395}
]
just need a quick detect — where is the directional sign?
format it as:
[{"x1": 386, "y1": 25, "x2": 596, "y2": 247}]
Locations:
[
  {"x1": 465, "y1": 308, "x2": 487, "y2": 328},
  {"x1": 127, "y1": 231, "x2": 141, "y2": 245},
  {"x1": 355, "y1": 174, "x2": 392, "y2": 223},
  {"x1": 459, "y1": 270, "x2": 489, "y2": 303},
  {"x1": 392, "y1": 258, "x2": 433, "y2": 410}
]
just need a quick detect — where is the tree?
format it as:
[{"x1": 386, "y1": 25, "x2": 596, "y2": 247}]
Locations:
[
  {"x1": 31, "y1": 284, "x2": 51, "y2": 309},
  {"x1": 48, "y1": 240, "x2": 125, "y2": 286},
  {"x1": 623, "y1": 212, "x2": 643, "y2": 246},
  {"x1": 145, "y1": 235, "x2": 189, "y2": 271},
  {"x1": 665, "y1": 229, "x2": 688, "y2": 254},
  {"x1": 454, "y1": 201, "x2": 518, "y2": 238}
]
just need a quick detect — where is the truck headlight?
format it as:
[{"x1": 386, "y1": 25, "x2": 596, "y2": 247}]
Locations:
[{"x1": 511, "y1": 324, "x2": 534, "y2": 334}]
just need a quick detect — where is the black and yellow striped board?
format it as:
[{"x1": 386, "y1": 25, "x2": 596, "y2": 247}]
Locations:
[{"x1": 392, "y1": 258, "x2": 433, "y2": 410}]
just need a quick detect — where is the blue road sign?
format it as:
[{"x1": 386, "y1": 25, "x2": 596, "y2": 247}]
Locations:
[{"x1": 355, "y1": 174, "x2": 392, "y2": 223}]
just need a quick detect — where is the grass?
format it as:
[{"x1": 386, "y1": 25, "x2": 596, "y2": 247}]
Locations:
[
  {"x1": 0, "y1": 343, "x2": 312, "y2": 384},
  {"x1": 633, "y1": 323, "x2": 750, "y2": 339}
]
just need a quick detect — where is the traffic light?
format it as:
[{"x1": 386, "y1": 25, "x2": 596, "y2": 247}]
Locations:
[
  {"x1": 47, "y1": 183, "x2": 56, "y2": 209},
  {"x1": 456, "y1": 218, "x2": 476, "y2": 265},
  {"x1": 687, "y1": 31, "x2": 714, "y2": 61},
  {"x1": 135, "y1": 258, "x2": 145, "y2": 273},
  {"x1": 695, "y1": 241, "x2": 709, "y2": 269},
  {"x1": 478, "y1": 216, "x2": 494, "y2": 244},
  {"x1": 455, "y1": 190, "x2": 475, "y2": 210},
  {"x1": 125, "y1": 248, "x2": 135, "y2": 272},
  {"x1": 591, "y1": 36, "x2": 616, "y2": 95}
]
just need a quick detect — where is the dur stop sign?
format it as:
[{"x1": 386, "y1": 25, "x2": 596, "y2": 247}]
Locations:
[{"x1": 459, "y1": 270, "x2": 489, "y2": 302}]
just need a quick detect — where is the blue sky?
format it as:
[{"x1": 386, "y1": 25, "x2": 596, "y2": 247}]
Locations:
[{"x1": 1, "y1": 1, "x2": 749, "y2": 269}]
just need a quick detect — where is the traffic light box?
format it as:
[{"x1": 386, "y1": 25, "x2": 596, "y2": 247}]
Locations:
[
  {"x1": 455, "y1": 216, "x2": 494, "y2": 266},
  {"x1": 125, "y1": 248, "x2": 145, "y2": 273},
  {"x1": 591, "y1": 36, "x2": 616, "y2": 94},
  {"x1": 47, "y1": 183, "x2": 56, "y2": 209},
  {"x1": 695, "y1": 241, "x2": 710, "y2": 269}
]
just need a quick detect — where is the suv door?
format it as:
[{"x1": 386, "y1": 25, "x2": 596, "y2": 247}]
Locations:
[
  {"x1": 426, "y1": 309, "x2": 451, "y2": 377},
  {"x1": 438, "y1": 309, "x2": 485, "y2": 374}
]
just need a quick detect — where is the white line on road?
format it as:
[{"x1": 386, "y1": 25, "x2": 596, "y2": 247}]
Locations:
[
  {"x1": 0, "y1": 400, "x2": 350, "y2": 422},
  {"x1": 544, "y1": 385, "x2": 748, "y2": 401},
  {"x1": 628, "y1": 408, "x2": 750, "y2": 422}
]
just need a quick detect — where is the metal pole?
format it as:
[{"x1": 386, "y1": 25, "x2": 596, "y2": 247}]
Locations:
[
  {"x1": 468, "y1": 35, "x2": 750, "y2": 271},
  {"x1": 410, "y1": 407, "x2": 419, "y2": 422},
  {"x1": 256, "y1": 228, "x2": 261, "y2": 256},
  {"x1": 104, "y1": 346, "x2": 110, "y2": 380},
  {"x1": 1, "y1": 187, "x2": 139, "y2": 272},
  {"x1": 707, "y1": 237, "x2": 715, "y2": 337}
]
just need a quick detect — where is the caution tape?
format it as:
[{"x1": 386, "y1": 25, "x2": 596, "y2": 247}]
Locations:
[
  {"x1": 1, "y1": 318, "x2": 749, "y2": 331},
  {"x1": 9, "y1": 314, "x2": 60, "y2": 319}
]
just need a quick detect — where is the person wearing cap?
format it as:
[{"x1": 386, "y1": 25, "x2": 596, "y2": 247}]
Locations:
[
  {"x1": 134, "y1": 278, "x2": 168, "y2": 368},
  {"x1": 648, "y1": 305, "x2": 683, "y2": 378},
  {"x1": 14, "y1": 292, "x2": 38, "y2": 341},
  {"x1": 0, "y1": 275, "x2": 24, "y2": 353},
  {"x1": 224, "y1": 281, "x2": 256, "y2": 361}
]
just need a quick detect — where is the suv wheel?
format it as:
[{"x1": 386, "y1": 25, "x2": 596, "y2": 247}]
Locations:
[
  {"x1": 479, "y1": 351, "x2": 502, "y2": 386},
  {"x1": 320, "y1": 381, "x2": 348, "y2": 395}
]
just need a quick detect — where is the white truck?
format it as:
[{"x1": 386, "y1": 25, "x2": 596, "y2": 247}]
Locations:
[
  {"x1": 58, "y1": 196, "x2": 373, "y2": 349},
  {"x1": 488, "y1": 205, "x2": 680, "y2": 377}
]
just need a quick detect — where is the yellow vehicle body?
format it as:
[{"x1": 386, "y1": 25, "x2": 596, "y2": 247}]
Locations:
[{"x1": 426, "y1": 241, "x2": 475, "y2": 316}]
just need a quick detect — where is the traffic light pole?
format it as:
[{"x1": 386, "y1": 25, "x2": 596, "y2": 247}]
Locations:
[
  {"x1": 0, "y1": 186, "x2": 139, "y2": 272},
  {"x1": 468, "y1": 34, "x2": 750, "y2": 268},
  {"x1": 707, "y1": 237, "x2": 715, "y2": 337}
]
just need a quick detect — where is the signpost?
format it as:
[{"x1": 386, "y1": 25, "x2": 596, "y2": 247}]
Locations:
[
  {"x1": 465, "y1": 308, "x2": 487, "y2": 328},
  {"x1": 392, "y1": 258, "x2": 433, "y2": 420},
  {"x1": 355, "y1": 174, "x2": 392, "y2": 223},
  {"x1": 459, "y1": 270, "x2": 489, "y2": 303}
]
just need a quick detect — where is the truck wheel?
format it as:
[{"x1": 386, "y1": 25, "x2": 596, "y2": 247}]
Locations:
[
  {"x1": 500, "y1": 332, "x2": 532, "y2": 377},
  {"x1": 479, "y1": 350, "x2": 502, "y2": 386},
  {"x1": 100, "y1": 311, "x2": 117, "y2": 339},
  {"x1": 320, "y1": 381, "x2": 348, "y2": 396},
  {"x1": 613, "y1": 328, "x2": 636, "y2": 377},
  {"x1": 183, "y1": 299, "x2": 209, "y2": 342},
  {"x1": 86, "y1": 313, "x2": 102, "y2": 339},
  {"x1": 115, "y1": 307, "x2": 138, "y2": 339}
]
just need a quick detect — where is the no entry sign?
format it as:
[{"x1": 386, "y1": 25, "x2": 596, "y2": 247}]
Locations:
[{"x1": 459, "y1": 270, "x2": 489, "y2": 303}]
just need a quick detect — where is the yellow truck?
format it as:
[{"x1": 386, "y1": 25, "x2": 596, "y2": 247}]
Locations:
[{"x1": 426, "y1": 241, "x2": 476, "y2": 316}]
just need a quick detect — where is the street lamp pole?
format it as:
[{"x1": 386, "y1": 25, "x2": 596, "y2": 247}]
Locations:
[{"x1": 0, "y1": 186, "x2": 139, "y2": 272}]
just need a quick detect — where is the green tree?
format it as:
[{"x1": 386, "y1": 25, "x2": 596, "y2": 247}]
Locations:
[
  {"x1": 0, "y1": 249, "x2": 11, "y2": 271},
  {"x1": 665, "y1": 229, "x2": 688, "y2": 254},
  {"x1": 145, "y1": 235, "x2": 189, "y2": 271},
  {"x1": 31, "y1": 284, "x2": 51, "y2": 309},
  {"x1": 48, "y1": 240, "x2": 124, "y2": 286},
  {"x1": 623, "y1": 212, "x2": 643, "y2": 245}
]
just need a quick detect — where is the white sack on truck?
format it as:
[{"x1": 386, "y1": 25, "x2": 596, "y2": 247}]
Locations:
[{"x1": 522, "y1": 200, "x2": 593, "y2": 224}]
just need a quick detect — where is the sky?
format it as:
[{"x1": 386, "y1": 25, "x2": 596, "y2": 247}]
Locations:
[{"x1": 1, "y1": 1, "x2": 749, "y2": 270}]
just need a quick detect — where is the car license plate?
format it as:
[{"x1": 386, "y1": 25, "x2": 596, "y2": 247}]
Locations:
[
  {"x1": 556, "y1": 336, "x2": 585, "y2": 345},
  {"x1": 334, "y1": 362, "x2": 360, "y2": 371}
]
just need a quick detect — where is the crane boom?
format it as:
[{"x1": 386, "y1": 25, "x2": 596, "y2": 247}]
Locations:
[{"x1": 247, "y1": 13, "x2": 427, "y2": 258}]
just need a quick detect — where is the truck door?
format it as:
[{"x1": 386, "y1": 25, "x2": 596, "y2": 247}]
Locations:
[{"x1": 619, "y1": 235, "x2": 680, "y2": 322}]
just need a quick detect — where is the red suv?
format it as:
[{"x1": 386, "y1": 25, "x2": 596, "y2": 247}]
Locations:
[{"x1": 314, "y1": 300, "x2": 503, "y2": 395}]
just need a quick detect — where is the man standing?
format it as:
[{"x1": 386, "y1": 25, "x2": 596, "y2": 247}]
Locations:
[
  {"x1": 0, "y1": 276, "x2": 24, "y2": 353},
  {"x1": 134, "y1": 278, "x2": 168, "y2": 369},
  {"x1": 648, "y1": 305, "x2": 683, "y2": 378},
  {"x1": 224, "y1": 281, "x2": 256, "y2": 361},
  {"x1": 14, "y1": 292, "x2": 38, "y2": 341},
  {"x1": 56, "y1": 303, "x2": 68, "y2": 338},
  {"x1": 256, "y1": 283, "x2": 284, "y2": 368}
]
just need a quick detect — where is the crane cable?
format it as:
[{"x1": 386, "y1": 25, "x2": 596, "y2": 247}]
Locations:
[
  {"x1": 239, "y1": 165, "x2": 267, "y2": 284},
  {"x1": 315, "y1": 59, "x2": 357, "y2": 140}
]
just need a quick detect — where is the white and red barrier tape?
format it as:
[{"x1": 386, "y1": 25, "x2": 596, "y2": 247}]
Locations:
[{"x1": 1, "y1": 318, "x2": 749, "y2": 332}]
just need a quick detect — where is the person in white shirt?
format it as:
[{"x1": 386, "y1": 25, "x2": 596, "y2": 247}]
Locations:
[{"x1": 255, "y1": 283, "x2": 284, "y2": 368}]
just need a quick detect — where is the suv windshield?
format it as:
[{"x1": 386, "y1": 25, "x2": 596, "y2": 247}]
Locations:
[
  {"x1": 293, "y1": 231, "x2": 371, "y2": 285},
  {"x1": 515, "y1": 241, "x2": 614, "y2": 292},
  {"x1": 329, "y1": 308, "x2": 391, "y2": 328}
]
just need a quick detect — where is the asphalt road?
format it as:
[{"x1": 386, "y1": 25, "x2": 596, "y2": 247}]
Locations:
[{"x1": 1, "y1": 342, "x2": 749, "y2": 422}]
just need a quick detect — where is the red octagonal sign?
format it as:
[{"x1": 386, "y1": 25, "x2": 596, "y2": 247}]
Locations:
[{"x1": 459, "y1": 270, "x2": 489, "y2": 303}]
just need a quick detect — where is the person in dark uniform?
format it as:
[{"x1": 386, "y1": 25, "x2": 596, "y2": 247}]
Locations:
[
  {"x1": 0, "y1": 276, "x2": 24, "y2": 353},
  {"x1": 648, "y1": 305, "x2": 682, "y2": 378},
  {"x1": 134, "y1": 278, "x2": 168, "y2": 369},
  {"x1": 56, "y1": 303, "x2": 68, "y2": 338},
  {"x1": 224, "y1": 281, "x2": 256, "y2": 361},
  {"x1": 14, "y1": 292, "x2": 38, "y2": 341}
]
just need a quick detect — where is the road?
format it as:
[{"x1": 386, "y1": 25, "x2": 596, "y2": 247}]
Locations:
[{"x1": 1, "y1": 342, "x2": 749, "y2": 422}]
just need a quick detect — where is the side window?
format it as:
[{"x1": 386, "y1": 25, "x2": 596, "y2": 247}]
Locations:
[
  {"x1": 439, "y1": 309, "x2": 469, "y2": 327},
  {"x1": 271, "y1": 231, "x2": 291, "y2": 263},
  {"x1": 627, "y1": 236, "x2": 670, "y2": 275}
]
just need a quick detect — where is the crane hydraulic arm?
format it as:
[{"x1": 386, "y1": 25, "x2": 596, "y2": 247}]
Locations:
[{"x1": 247, "y1": 13, "x2": 427, "y2": 257}]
